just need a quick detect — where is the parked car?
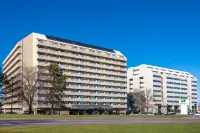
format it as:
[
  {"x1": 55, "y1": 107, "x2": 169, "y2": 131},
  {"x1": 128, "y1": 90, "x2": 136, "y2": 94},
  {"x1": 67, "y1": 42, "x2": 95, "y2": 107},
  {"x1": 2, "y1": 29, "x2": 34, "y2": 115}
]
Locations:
[
  {"x1": 102, "y1": 112, "x2": 109, "y2": 115},
  {"x1": 46, "y1": 111, "x2": 59, "y2": 115},
  {"x1": 147, "y1": 112, "x2": 154, "y2": 115},
  {"x1": 23, "y1": 111, "x2": 34, "y2": 114},
  {"x1": 5, "y1": 112, "x2": 17, "y2": 114},
  {"x1": 92, "y1": 111, "x2": 100, "y2": 115},
  {"x1": 195, "y1": 112, "x2": 200, "y2": 116},
  {"x1": 0, "y1": 111, "x2": 4, "y2": 114},
  {"x1": 139, "y1": 112, "x2": 147, "y2": 115}
]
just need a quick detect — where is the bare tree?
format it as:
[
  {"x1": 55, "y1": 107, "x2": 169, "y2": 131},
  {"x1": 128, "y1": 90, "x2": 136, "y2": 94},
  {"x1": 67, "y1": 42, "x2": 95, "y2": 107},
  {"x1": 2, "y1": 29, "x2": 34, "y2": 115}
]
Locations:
[
  {"x1": 143, "y1": 88, "x2": 154, "y2": 112},
  {"x1": 16, "y1": 65, "x2": 44, "y2": 114},
  {"x1": 131, "y1": 89, "x2": 146, "y2": 112},
  {"x1": 131, "y1": 88, "x2": 154, "y2": 112}
]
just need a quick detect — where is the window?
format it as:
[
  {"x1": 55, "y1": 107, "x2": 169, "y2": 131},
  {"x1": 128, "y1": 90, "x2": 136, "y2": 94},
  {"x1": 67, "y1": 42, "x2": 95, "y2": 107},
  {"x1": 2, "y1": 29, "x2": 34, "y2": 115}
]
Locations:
[
  {"x1": 167, "y1": 91, "x2": 173, "y2": 93},
  {"x1": 71, "y1": 89, "x2": 78, "y2": 93},
  {"x1": 80, "y1": 102, "x2": 84, "y2": 104},
  {"x1": 79, "y1": 90, "x2": 84, "y2": 92},
  {"x1": 112, "y1": 92, "x2": 117, "y2": 94},
  {"x1": 167, "y1": 100, "x2": 179, "y2": 103},
  {"x1": 167, "y1": 77, "x2": 173, "y2": 80},
  {"x1": 120, "y1": 87, "x2": 125, "y2": 90},
  {"x1": 181, "y1": 84, "x2": 187, "y2": 86},
  {"x1": 79, "y1": 83, "x2": 84, "y2": 86},
  {"x1": 96, "y1": 90, "x2": 100, "y2": 94},
  {"x1": 181, "y1": 92, "x2": 187, "y2": 94},
  {"x1": 174, "y1": 92, "x2": 180, "y2": 94},
  {"x1": 90, "y1": 96, "x2": 95, "y2": 99},
  {"x1": 167, "y1": 86, "x2": 173, "y2": 89},
  {"x1": 71, "y1": 102, "x2": 77, "y2": 104},
  {"x1": 89, "y1": 102, "x2": 95, "y2": 105},
  {"x1": 192, "y1": 97, "x2": 197, "y2": 99},
  {"x1": 153, "y1": 85, "x2": 161, "y2": 88},
  {"x1": 181, "y1": 79, "x2": 187, "y2": 81},
  {"x1": 71, "y1": 96, "x2": 77, "y2": 99},
  {"x1": 153, "y1": 80, "x2": 161, "y2": 83},
  {"x1": 174, "y1": 87, "x2": 180, "y2": 90},
  {"x1": 174, "y1": 78, "x2": 180, "y2": 81},
  {"x1": 192, "y1": 93, "x2": 197, "y2": 95},
  {"x1": 153, "y1": 90, "x2": 161, "y2": 92},
  {"x1": 80, "y1": 96, "x2": 84, "y2": 99},
  {"x1": 167, "y1": 82, "x2": 173, "y2": 84},
  {"x1": 167, "y1": 96, "x2": 173, "y2": 98},
  {"x1": 192, "y1": 85, "x2": 197, "y2": 87},
  {"x1": 89, "y1": 90, "x2": 95, "y2": 94},
  {"x1": 174, "y1": 82, "x2": 180, "y2": 85},
  {"x1": 105, "y1": 91, "x2": 111, "y2": 94},
  {"x1": 153, "y1": 95, "x2": 161, "y2": 97},
  {"x1": 192, "y1": 81, "x2": 197, "y2": 83},
  {"x1": 106, "y1": 86, "x2": 111, "y2": 88},
  {"x1": 96, "y1": 102, "x2": 100, "y2": 105},
  {"x1": 181, "y1": 88, "x2": 187, "y2": 90},
  {"x1": 89, "y1": 85, "x2": 95, "y2": 88},
  {"x1": 192, "y1": 89, "x2": 197, "y2": 91},
  {"x1": 105, "y1": 97, "x2": 111, "y2": 99},
  {"x1": 153, "y1": 75, "x2": 161, "y2": 78},
  {"x1": 140, "y1": 77, "x2": 144, "y2": 79}
]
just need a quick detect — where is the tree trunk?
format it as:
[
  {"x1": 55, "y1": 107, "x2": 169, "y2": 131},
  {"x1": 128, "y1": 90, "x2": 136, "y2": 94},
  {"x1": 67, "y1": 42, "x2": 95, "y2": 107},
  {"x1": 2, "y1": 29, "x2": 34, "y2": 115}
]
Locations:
[
  {"x1": 28, "y1": 105, "x2": 32, "y2": 114},
  {"x1": 51, "y1": 104, "x2": 54, "y2": 115}
]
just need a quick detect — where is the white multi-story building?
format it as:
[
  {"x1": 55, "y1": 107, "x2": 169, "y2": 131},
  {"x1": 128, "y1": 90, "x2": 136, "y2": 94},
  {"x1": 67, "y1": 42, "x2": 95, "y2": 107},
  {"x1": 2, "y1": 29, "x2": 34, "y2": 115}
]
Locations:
[
  {"x1": 2, "y1": 32, "x2": 127, "y2": 114},
  {"x1": 127, "y1": 64, "x2": 198, "y2": 113}
]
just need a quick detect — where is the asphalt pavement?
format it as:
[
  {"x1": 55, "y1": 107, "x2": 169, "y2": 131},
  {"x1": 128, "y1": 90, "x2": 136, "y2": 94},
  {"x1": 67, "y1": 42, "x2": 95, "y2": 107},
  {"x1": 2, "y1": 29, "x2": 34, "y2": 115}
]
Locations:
[{"x1": 0, "y1": 117, "x2": 200, "y2": 127}]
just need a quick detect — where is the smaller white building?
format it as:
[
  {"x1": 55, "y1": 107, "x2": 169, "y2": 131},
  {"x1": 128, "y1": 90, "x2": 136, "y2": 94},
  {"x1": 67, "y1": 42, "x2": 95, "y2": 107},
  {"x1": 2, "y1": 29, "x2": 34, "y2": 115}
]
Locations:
[{"x1": 127, "y1": 64, "x2": 198, "y2": 114}]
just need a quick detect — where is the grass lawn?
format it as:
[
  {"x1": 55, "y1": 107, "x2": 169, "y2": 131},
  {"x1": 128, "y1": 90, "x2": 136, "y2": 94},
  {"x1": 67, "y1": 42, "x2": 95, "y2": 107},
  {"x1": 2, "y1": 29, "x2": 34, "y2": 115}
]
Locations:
[
  {"x1": 0, "y1": 114, "x2": 187, "y2": 119},
  {"x1": 0, "y1": 123, "x2": 199, "y2": 133}
]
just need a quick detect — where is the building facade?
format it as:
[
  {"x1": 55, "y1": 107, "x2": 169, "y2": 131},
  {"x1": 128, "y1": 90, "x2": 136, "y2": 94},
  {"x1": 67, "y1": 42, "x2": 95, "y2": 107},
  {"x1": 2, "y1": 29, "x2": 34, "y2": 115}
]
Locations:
[
  {"x1": 2, "y1": 33, "x2": 127, "y2": 114},
  {"x1": 127, "y1": 64, "x2": 198, "y2": 113}
]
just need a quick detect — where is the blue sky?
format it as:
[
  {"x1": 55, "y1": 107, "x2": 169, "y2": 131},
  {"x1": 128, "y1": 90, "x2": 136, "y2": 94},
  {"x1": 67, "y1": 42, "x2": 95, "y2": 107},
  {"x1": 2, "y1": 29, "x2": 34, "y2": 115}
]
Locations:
[{"x1": 0, "y1": 0, "x2": 199, "y2": 102}]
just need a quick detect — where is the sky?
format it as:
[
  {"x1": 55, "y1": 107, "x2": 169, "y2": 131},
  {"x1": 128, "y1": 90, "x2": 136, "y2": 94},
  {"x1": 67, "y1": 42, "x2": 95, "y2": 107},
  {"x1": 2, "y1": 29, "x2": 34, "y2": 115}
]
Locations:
[{"x1": 0, "y1": 0, "x2": 199, "y2": 103}]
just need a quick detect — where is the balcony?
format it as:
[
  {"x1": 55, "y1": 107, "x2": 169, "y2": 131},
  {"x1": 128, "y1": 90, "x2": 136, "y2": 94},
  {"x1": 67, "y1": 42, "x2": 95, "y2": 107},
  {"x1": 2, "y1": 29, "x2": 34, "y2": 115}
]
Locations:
[
  {"x1": 38, "y1": 41, "x2": 127, "y2": 63},
  {"x1": 38, "y1": 48, "x2": 127, "y2": 69}
]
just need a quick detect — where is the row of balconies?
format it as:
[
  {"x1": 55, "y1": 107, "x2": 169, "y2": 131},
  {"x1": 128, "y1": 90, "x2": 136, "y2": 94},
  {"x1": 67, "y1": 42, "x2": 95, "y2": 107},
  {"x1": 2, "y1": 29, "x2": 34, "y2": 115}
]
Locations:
[
  {"x1": 38, "y1": 48, "x2": 127, "y2": 69},
  {"x1": 41, "y1": 81, "x2": 127, "y2": 90},
  {"x1": 4, "y1": 60, "x2": 21, "y2": 75},
  {"x1": 67, "y1": 85, "x2": 127, "y2": 92},
  {"x1": 37, "y1": 55, "x2": 127, "y2": 73},
  {"x1": 38, "y1": 97, "x2": 126, "y2": 103},
  {"x1": 37, "y1": 103, "x2": 127, "y2": 109},
  {"x1": 3, "y1": 45, "x2": 22, "y2": 68},
  {"x1": 38, "y1": 90, "x2": 126, "y2": 98},
  {"x1": 38, "y1": 41, "x2": 126, "y2": 62},
  {"x1": 38, "y1": 62, "x2": 126, "y2": 77},
  {"x1": 67, "y1": 80, "x2": 126, "y2": 87}
]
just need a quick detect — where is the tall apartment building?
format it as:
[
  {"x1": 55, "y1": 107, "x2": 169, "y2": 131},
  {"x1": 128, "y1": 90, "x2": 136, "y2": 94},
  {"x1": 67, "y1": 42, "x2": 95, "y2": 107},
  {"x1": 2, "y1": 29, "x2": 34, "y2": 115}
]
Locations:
[
  {"x1": 2, "y1": 33, "x2": 127, "y2": 114},
  {"x1": 127, "y1": 64, "x2": 198, "y2": 113}
]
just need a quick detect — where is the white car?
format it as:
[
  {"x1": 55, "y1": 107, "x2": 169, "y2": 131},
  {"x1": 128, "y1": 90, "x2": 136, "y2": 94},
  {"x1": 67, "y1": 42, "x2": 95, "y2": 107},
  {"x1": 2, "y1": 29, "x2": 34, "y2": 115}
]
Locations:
[{"x1": 195, "y1": 112, "x2": 200, "y2": 116}]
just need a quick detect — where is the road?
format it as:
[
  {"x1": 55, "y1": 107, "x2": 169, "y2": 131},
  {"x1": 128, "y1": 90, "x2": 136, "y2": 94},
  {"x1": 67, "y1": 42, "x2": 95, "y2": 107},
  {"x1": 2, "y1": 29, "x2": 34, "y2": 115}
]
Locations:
[{"x1": 0, "y1": 118, "x2": 200, "y2": 127}]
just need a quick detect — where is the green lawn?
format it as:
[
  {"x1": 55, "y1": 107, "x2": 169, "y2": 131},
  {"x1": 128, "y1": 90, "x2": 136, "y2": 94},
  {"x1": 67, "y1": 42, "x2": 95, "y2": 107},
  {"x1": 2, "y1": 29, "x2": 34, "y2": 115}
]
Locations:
[
  {"x1": 0, "y1": 123, "x2": 200, "y2": 133},
  {"x1": 0, "y1": 114, "x2": 187, "y2": 119}
]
